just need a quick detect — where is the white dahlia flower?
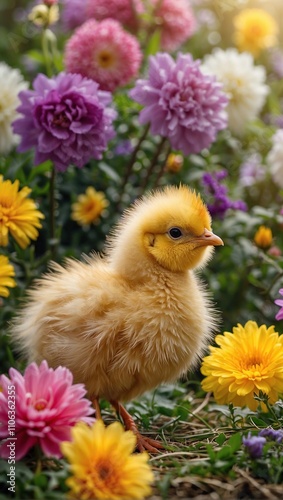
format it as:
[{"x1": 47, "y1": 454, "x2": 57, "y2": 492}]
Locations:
[
  {"x1": 201, "y1": 48, "x2": 269, "y2": 135},
  {"x1": 267, "y1": 129, "x2": 283, "y2": 189},
  {"x1": 0, "y1": 62, "x2": 28, "y2": 154}
]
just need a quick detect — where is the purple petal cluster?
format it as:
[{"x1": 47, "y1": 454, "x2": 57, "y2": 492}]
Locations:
[
  {"x1": 243, "y1": 433, "x2": 266, "y2": 459},
  {"x1": 259, "y1": 428, "x2": 283, "y2": 443},
  {"x1": 13, "y1": 72, "x2": 117, "y2": 172},
  {"x1": 114, "y1": 139, "x2": 133, "y2": 156},
  {"x1": 274, "y1": 288, "x2": 283, "y2": 321},
  {"x1": 202, "y1": 170, "x2": 247, "y2": 219},
  {"x1": 239, "y1": 153, "x2": 265, "y2": 187},
  {"x1": 129, "y1": 52, "x2": 228, "y2": 155}
]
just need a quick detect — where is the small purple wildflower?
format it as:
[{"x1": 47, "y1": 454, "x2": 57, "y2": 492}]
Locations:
[
  {"x1": 259, "y1": 428, "x2": 283, "y2": 443},
  {"x1": 239, "y1": 153, "x2": 265, "y2": 187},
  {"x1": 274, "y1": 288, "x2": 283, "y2": 321},
  {"x1": 13, "y1": 72, "x2": 117, "y2": 172},
  {"x1": 202, "y1": 170, "x2": 247, "y2": 219},
  {"x1": 129, "y1": 52, "x2": 228, "y2": 155},
  {"x1": 114, "y1": 140, "x2": 133, "y2": 156},
  {"x1": 269, "y1": 48, "x2": 283, "y2": 79},
  {"x1": 243, "y1": 433, "x2": 266, "y2": 459}
]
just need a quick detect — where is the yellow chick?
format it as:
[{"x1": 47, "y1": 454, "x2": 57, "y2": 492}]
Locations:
[{"x1": 12, "y1": 185, "x2": 223, "y2": 452}]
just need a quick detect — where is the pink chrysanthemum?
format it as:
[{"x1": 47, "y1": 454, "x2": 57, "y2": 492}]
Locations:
[
  {"x1": 0, "y1": 361, "x2": 94, "y2": 460},
  {"x1": 153, "y1": 0, "x2": 197, "y2": 51},
  {"x1": 86, "y1": 0, "x2": 144, "y2": 30},
  {"x1": 64, "y1": 19, "x2": 142, "y2": 92},
  {"x1": 275, "y1": 288, "x2": 283, "y2": 321},
  {"x1": 130, "y1": 52, "x2": 228, "y2": 155}
]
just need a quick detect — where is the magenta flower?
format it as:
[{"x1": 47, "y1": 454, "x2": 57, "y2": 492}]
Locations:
[
  {"x1": 13, "y1": 72, "x2": 117, "y2": 172},
  {"x1": 152, "y1": 0, "x2": 197, "y2": 51},
  {"x1": 129, "y1": 52, "x2": 228, "y2": 155},
  {"x1": 0, "y1": 361, "x2": 94, "y2": 460},
  {"x1": 275, "y1": 288, "x2": 283, "y2": 321},
  {"x1": 64, "y1": 19, "x2": 142, "y2": 92}
]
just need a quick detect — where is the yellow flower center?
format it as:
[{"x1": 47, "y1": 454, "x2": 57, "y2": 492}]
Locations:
[
  {"x1": 241, "y1": 361, "x2": 264, "y2": 379},
  {"x1": 97, "y1": 50, "x2": 115, "y2": 69},
  {"x1": 34, "y1": 399, "x2": 47, "y2": 411}
]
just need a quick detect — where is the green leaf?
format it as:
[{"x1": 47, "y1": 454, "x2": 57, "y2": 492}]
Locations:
[
  {"x1": 145, "y1": 28, "x2": 161, "y2": 56},
  {"x1": 215, "y1": 433, "x2": 226, "y2": 446},
  {"x1": 227, "y1": 432, "x2": 242, "y2": 453},
  {"x1": 98, "y1": 162, "x2": 121, "y2": 182}
]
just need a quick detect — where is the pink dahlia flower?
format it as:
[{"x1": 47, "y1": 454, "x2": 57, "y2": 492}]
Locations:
[
  {"x1": 153, "y1": 0, "x2": 197, "y2": 51},
  {"x1": 64, "y1": 19, "x2": 142, "y2": 92},
  {"x1": 275, "y1": 289, "x2": 283, "y2": 321},
  {"x1": 86, "y1": 0, "x2": 144, "y2": 30},
  {"x1": 129, "y1": 52, "x2": 228, "y2": 155},
  {"x1": 13, "y1": 72, "x2": 116, "y2": 172},
  {"x1": 0, "y1": 361, "x2": 94, "y2": 460}
]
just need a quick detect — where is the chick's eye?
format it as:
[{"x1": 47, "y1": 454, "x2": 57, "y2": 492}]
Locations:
[{"x1": 168, "y1": 227, "x2": 183, "y2": 239}]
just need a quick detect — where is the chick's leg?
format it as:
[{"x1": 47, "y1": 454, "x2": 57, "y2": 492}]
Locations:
[
  {"x1": 110, "y1": 400, "x2": 164, "y2": 453},
  {"x1": 92, "y1": 398, "x2": 102, "y2": 420}
]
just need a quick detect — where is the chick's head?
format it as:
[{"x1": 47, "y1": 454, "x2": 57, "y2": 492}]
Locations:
[
  {"x1": 109, "y1": 186, "x2": 223, "y2": 276},
  {"x1": 139, "y1": 186, "x2": 223, "y2": 272}
]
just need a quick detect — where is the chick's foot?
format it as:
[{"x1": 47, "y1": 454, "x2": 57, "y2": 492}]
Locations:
[{"x1": 110, "y1": 400, "x2": 164, "y2": 453}]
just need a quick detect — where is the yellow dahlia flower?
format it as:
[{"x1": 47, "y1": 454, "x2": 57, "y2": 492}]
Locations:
[
  {"x1": 71, "y1": 187, "x2": 109, "y2": 227},
  {"x1": 254, "y1": 225, "x2": 273, "y2": 249},
  {"x1": 0, "y1": 176, "x2": 44, "y2": 249},
  {"x1": 0, "y1": 255, "x2": 16, "y2": 297},
  {"x1": 233, "y1": 8, "x2": 278, "y2": 56},
  {"x1": 61, "y1": 420, "x2": 154, "y2": 500},
  {"x1": 201, "y1": 321, "x2": 283, "y2": 411}
]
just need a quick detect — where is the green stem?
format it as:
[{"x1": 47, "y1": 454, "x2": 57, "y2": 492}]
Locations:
[
  {"x1": 153, "y1": 143, "x2": 172, "y2": 188},
  {"x1": 41, "y1": 28, "x2": 52, "y2": 77},
  {"x1": 49, "y1": 166, "x2": 57, "y2": 261},
  {"x1": 140, "y1": 136, "x2": 168, "y2": 193},
  {"x1": 116, "y1": 124, "x2": 150, "y2": 207}
]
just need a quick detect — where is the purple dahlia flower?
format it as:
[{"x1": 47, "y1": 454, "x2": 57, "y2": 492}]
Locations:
[
  {"x1": 129, "y1": 52, "x2": 228, "y2": 155},
  {"x1": 13, "y1": 72, "x2": 117, "y2": 172}
]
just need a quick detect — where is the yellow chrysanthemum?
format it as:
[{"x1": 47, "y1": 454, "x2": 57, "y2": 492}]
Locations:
[
  {"x1": 0, "y1": 176, "x2": 44, "y2": 249},
  {"x1": 71, "y1": 187, "x2": 109, "y2": 227},
  {"x1": 61, "y1": 420, "x2": 154, "y2": 500},
  {"x1": 233, "y1": 8, "x2": 278, "y2": 56},
  {"x1": 0, "y1": 255, "x2": 16, "y2": 297},
  {"x1": 201, "y1": 321, "x2": 283, "y2": 411},
  {"x1": 254, "y1": 225, "x2": 273, "y2": 249}
]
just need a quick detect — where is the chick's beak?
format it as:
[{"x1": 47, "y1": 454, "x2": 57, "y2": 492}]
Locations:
[{"x1": 193, "y1": 228, "x2": 224, "y2": 248}]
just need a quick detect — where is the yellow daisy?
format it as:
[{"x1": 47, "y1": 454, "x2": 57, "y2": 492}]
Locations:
[
  {"x1": 233, "y1": 8, "x2": 278, "y2": 57},
  {"x1": 254, "y1": 225, "x2": 273, "y2": 249},
  {"x1": 0, "y1": 255, "x2": 16, "y2": 297},
  {"x1": 71, "y1": 187, "x2": 109, "y2": 227},
  {"x1": 61, "y1": 420, "x2": 154, "y2": 500},
  {"x1": 201, "y1": 321, "x2": 283, "y2": 411},
  {"x1": 0, "y1": 176, "x2": 44, "y2": 249}
]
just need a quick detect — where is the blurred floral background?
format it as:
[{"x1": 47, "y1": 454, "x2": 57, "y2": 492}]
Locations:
[{"x1": 1, "y1": 0, "x2": 283, "y2": 498}]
